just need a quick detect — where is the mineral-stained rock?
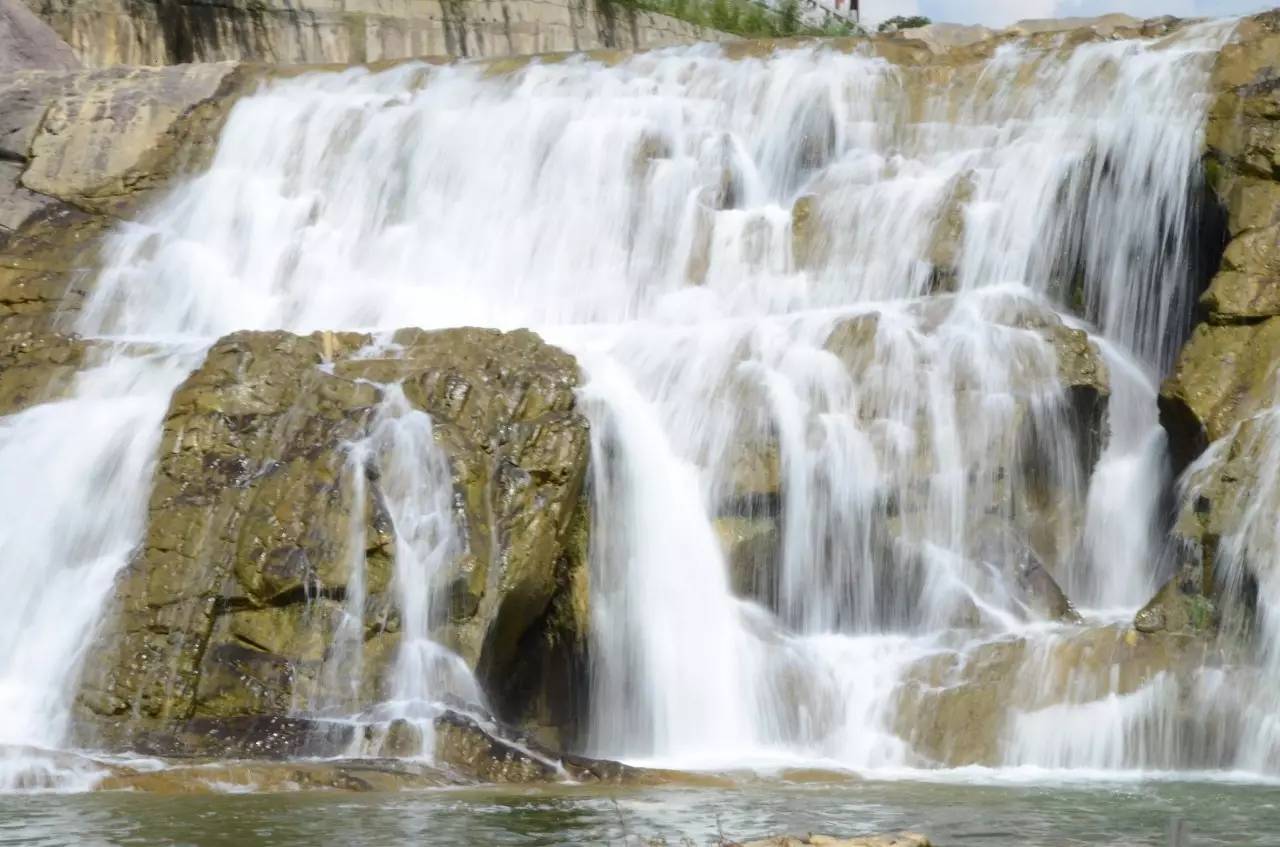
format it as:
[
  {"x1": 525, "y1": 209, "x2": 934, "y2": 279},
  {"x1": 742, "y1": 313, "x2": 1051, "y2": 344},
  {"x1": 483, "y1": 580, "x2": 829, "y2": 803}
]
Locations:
[
  {"x1": 715, "y1": 516, "x2": 781, "y2": 606},
  {"x1": 77, "y1": 327, "x2": 591, "y2": 748},
  {"x1": 1161, "y1": 9, "x2": 1280, "y2": 622},
  {"x1": 0, "y1": 59, "x2": 251, "y2": 335},
  {"x1": 22, "y1": 0, "x2": 728, "y2": 68},
  {"x1": 817, "y1": 297, "x2": 1106, "y2": 620},
  {"x1": 925, "y1": 171, "x2": 974, "y2": 294}
]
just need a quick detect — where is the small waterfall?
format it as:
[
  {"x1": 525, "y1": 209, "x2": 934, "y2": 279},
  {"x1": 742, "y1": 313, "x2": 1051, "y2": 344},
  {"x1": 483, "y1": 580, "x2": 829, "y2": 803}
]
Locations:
[
  {"x1": 332, "y1": 381, "x2": 483, "y2": 758},
  {"x1": 0, "y1": 351, "x2": 190, "y2": 762},
  {"x1": 1180, "y1": 394, "x2": 1280, "y2": 774},
  {"x1": 0, "y1": 17, "x2": 1253, "y2": 782}
]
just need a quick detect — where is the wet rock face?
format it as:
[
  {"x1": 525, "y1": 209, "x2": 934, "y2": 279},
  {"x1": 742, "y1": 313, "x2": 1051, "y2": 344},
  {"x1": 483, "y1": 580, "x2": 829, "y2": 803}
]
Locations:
[
  {"x1": 1160, "y1": 11, "x2": 1280, "y2": 617},
  {"x1": 77, "y1": 327, "x2": 591, "y2": 746},
  {"x1": 100, "y1": 709, "x2": 650, "y2": 788},
  {"x1": 0, "y1": 330, "x2": 87, "y2": 416},
  {"x1": 892, "y1": 625, "x2": 1229, "y2": 767}
]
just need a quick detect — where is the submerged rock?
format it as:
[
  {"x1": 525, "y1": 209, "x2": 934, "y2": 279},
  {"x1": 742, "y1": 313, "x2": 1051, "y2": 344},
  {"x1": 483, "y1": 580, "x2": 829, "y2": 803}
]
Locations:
[
  {"x1": 740, "y1": 835, "x2": 930, "y2": 847},
  {"x1": 97, "y1": 759, "x2": 456, "y2": 793},
  {"x1": 99, "y1": 708, "x2": 663, "y2": 788}
]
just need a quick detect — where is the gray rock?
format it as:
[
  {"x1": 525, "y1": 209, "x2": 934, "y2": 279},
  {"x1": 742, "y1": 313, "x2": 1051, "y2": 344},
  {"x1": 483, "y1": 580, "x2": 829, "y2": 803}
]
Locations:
[{"x1": 0, "y1": 0, "x2": 78, "y2": 72}]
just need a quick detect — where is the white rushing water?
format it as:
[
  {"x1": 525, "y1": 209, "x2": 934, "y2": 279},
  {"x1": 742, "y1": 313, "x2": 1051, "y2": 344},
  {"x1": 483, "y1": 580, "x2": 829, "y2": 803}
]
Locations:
[{"x1": 0, "y1": 18, "x2": 1256, "y2": 783}]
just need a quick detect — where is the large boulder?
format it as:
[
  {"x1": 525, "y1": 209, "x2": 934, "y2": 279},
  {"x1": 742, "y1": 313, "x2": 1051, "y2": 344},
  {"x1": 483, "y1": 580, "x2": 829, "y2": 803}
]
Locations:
[{"x1": 77, "y1": 327, "x2": 592, "y2": 749}]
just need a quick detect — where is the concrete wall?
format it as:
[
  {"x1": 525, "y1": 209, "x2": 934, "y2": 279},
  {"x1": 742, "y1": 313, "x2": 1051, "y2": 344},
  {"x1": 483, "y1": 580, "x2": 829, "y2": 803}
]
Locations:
[{"x1": 20, "y1": 0, "x2": 729, "y2": 67}]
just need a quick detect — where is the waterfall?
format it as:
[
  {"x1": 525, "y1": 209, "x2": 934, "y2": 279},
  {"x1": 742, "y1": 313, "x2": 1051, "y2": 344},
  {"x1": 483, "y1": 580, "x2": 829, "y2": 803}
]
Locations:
[
  {"x1": 1180, "y1": 388, "x2": 1280, "y2": 774},
  {"x1": 0, "y1": 18, "x2": 1253, "y2": 782},
  {"x1": 334, "y1": 381, "x2": 483, "y2": 758}
]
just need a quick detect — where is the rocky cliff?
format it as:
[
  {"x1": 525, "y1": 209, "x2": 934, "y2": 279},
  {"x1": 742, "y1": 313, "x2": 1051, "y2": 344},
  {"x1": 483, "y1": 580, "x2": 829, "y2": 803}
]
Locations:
[
  {"x1": 20, "y1": 0, "x2": 727, "y2": 66},
  {"x1": 1153, "y1": 11, "x2": 1280, "y2": 636}
]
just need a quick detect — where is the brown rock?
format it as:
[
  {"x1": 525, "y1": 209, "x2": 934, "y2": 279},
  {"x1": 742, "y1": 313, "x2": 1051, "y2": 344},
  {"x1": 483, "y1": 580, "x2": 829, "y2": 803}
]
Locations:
[{"x1": 77, "y1": 327, "x2": 591, "y2": 751}]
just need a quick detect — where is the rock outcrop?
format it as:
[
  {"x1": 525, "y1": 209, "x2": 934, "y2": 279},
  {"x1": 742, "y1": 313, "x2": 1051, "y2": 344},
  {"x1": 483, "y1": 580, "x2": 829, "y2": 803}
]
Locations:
[
  {"x1": 0, "y1": 61, "x2": 248, "y2": 340},
  {"x1": 1156, "y1": 10, "x2": 1280, "y2": 626},
  {"x1": 21, "y1": 0, "x2": 727, "y2": 67},
  {"x1": 76, "y1": 327, "x2": 592, "y2": 751}
]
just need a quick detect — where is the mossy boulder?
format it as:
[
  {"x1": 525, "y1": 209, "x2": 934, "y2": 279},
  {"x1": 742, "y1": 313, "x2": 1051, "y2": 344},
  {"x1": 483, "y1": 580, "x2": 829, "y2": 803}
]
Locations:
[{"x1": 77, "y1": 327, "x2": 591, "y2": 748}]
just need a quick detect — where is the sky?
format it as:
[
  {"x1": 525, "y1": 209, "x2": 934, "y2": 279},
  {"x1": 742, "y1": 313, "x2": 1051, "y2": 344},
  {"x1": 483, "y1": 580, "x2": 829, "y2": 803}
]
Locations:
[{"x1": 860, "y1": 0, "x2": 1271, "y2": 27}]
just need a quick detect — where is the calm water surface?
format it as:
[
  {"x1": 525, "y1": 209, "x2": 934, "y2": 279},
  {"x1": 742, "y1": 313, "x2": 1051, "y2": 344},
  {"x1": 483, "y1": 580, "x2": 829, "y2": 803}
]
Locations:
[{"x1": 0, "y1": 778, "x2": 1277, "y2": 846}]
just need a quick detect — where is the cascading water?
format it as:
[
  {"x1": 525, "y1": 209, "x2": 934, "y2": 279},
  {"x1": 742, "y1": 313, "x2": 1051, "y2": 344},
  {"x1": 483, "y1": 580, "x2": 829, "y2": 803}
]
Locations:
[
  {"x1": 330, "y1": 381, "x2": 484, "y2": 758},
  {"x1": 0, "y1": 17, "x2": 1262, "y2": 786}
]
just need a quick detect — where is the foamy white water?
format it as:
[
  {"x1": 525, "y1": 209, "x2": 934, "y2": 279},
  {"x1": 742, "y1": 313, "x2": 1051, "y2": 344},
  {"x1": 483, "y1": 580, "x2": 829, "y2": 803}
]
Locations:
[{"x1": 0, "y1": 18, "x2": 1258, "y2": 785}]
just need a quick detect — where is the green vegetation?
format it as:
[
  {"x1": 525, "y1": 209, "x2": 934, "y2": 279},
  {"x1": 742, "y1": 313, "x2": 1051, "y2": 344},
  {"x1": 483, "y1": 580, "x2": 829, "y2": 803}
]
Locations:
[
  {"x1": 878, "y1": 14, "x2": 931, "y2": 32},
  {"x1": 601, "y1": 0, "x2": 864, "y2": 39}
]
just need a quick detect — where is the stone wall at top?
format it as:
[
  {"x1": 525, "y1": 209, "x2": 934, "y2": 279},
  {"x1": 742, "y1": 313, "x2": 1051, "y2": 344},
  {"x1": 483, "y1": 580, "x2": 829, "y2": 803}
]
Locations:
[{"x1": 20, "y1": 0, "x2": 728, "y2": 67}]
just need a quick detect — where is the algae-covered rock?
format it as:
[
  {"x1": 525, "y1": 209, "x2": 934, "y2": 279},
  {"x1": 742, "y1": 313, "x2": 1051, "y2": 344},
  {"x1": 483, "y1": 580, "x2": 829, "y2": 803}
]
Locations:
[
  {"x1": 0, "y1": 330, "x2": 88, "y2": 415},
  {"x1": 1134, "y1": 575, "x2": 1217, "y2": 635},
  {"x1": 77, "y1": 327, "x2": 591, "y2": 747},
  {"x1": 1159, "y1": 318, "x2": 1280, "y2": 473}
]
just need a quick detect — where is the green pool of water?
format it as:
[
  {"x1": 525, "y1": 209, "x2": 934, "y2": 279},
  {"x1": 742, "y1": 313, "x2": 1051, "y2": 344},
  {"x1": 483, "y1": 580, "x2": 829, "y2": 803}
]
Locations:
[{"x1": 1, "y1": 777, "x2": 1278, "y2": 846}]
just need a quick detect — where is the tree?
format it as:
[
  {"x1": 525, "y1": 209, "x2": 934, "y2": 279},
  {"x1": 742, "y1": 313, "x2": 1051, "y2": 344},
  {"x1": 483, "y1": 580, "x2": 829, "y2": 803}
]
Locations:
[
  {"x1": 777, "y1": 0, "x2": 800, "y2": 36},
  {"x1": 878, "y1": 14, "x2": 931, "y2": 32}
]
